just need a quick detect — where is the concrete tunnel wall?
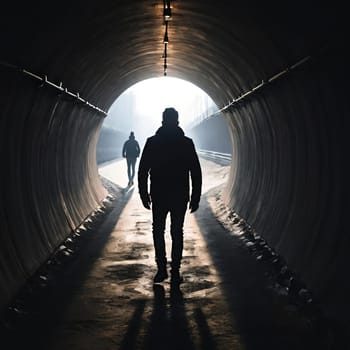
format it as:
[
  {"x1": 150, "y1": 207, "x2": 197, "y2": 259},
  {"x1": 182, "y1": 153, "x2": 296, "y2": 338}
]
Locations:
[
  {"x1": 0, "y1": 0, "x2": 348, "y2": 323},
  {"x1": 223, "y1": 53, "x2": 349, "y2": 322},
  {"x1": 0, "y1": 68, "x2": 108, "y2": 310}
]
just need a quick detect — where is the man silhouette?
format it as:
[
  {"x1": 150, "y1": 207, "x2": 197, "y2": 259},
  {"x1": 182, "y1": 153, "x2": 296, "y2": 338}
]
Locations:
[
  {"x1": 122, "y1": 131, "x2": 140, "y2": 186},
  {"x1": 138, "y1": 107, "x2": 202, "y2": 283}
]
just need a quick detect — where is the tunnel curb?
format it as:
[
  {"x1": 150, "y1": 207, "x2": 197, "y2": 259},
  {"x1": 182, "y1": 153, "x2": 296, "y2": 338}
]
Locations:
[
  {"x1": 208, "y1": 185, "x2": 345, "y2": 348},
  {"x1": 0, "y1": 177, "x2": 121, "y2": 334}
]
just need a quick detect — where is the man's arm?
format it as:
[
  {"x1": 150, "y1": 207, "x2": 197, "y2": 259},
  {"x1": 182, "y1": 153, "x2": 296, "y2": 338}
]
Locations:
[
  {"x1": 122, "y1": 141, "x2": 127, "y2": 158},
  {"x1": 137, "y1": 139, "x2": 152, "y2": 209},
  {"x1": 189, "y1": 140, "x2": 202, "y2": 213}
]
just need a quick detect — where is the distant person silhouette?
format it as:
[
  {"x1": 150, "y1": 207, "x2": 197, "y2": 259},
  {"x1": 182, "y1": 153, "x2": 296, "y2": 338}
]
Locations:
[
  {"x1": 138, "y1": 107, "x2": 202, "y2": 284},
  {"x1": 122, "y1": 131, "x2": 140, "y2": 186}
]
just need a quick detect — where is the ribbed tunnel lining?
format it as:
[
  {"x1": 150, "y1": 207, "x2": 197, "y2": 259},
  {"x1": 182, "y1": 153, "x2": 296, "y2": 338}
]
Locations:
[{"x1": 0, "y1": 1, "x2": 348, "y2": 323}]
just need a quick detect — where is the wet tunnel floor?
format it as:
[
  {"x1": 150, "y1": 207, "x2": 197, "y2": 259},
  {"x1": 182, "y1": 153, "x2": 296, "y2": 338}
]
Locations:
[{"x1": 1, "y1": 158, "x2": 331, "y2": 350}]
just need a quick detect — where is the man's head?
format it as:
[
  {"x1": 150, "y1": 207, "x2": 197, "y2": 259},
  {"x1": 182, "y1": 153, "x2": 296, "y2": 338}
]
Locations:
[
  {"x1": 129, "y1": 131, "x2": 135, "y2": 139},
  {"x1": 162, "y1": 107, "x2": 179, "y2": 127}
]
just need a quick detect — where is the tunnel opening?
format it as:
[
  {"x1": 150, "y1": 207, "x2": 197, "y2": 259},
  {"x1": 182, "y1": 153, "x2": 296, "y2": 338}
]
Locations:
[{"x1": 96, "y1": 76, "x2": 233, "y2": 169}]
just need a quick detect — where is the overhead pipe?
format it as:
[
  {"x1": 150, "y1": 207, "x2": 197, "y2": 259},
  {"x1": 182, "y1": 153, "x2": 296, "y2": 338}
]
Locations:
[
  {"x1": 0, "y1": 61, "x2": 108, "y2": 117},
  {"x1": 188, "y1": 53, "x2": 314, "y2": 130}
]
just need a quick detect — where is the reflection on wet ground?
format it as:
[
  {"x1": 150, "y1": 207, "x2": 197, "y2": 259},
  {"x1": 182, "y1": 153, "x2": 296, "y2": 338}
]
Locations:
[
  {"x1": 1, "y1": 158, "x2": 331, "y2": 349},
  {"x1": 41, "y1": 158, "x2": 238, "y2": 349}
]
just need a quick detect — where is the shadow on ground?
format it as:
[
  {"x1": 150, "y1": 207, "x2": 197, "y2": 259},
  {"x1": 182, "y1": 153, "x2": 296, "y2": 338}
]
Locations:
[
  {"x1": 193, "y1": 187, "x2": 336, "y2": 350},
  {"x1": 0, "y1": 177, "x2": 134, "y2": 350},
  {"x1": 119, "y1": 281, "x2": 221, "y2": 350}
]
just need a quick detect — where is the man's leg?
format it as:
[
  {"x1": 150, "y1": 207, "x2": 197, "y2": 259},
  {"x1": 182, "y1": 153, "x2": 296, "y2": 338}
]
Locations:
[
  {"x1": 126, "y1": 158, "x2": 132, "y2": 183},
  {"x1": 130, "y1": 158, "x2": 136, "y2": 183},
  {"x1": 152, "y1": 201, "x2": 169, "y2": 282},
  {"x1": 169, "y1": 202, "x2": 187, "y2": 282}
]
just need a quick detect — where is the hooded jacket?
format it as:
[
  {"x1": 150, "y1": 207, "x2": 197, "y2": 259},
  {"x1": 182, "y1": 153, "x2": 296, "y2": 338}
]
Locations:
[
  {"x1": 122, "y1": 135, "x2": 140, "y2": 158},
  {"x1": 138, "y1": 125, "x2": 202, "y2": 204}
]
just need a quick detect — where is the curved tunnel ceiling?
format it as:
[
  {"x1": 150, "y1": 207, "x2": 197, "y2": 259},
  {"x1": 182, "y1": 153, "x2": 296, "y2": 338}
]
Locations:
[
  {"x1": 1, "y1": 1, "x2": 343, "y2": 109},
  {"x1": 0, "y1": 0, "x2": 349, "y2": 324}
]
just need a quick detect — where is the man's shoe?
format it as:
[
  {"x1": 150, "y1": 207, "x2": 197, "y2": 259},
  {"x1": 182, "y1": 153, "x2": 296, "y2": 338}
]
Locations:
[
  {"x1": 170, "y1": 269, "x2": 183, "y2": 284},
  {"x1": 153, "y1": 269, "x2": 168, "y2": 283}
]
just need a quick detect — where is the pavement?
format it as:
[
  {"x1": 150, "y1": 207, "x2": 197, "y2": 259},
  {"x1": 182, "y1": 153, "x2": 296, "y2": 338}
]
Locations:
[{"x1": 0, "y1": 157, "x2": 334, "y2": 350}]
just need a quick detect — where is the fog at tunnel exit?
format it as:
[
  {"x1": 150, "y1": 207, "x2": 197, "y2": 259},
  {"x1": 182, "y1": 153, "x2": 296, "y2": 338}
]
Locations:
[{"x1": 103, "y1": 77, "x2": 218, "y2": 146}]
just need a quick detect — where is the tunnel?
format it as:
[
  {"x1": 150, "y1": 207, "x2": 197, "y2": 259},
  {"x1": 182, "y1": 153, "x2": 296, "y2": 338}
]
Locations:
[{"x1": 0, "y1": 0, "x2": 349, "y2": 343}]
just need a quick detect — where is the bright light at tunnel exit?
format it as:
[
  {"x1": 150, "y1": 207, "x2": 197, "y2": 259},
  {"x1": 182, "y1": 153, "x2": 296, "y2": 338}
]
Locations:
[
  {"x1": 105, "y1": 77, "x2": 218, "y2": 145},
  {"x1": 131, "y1": 77, "x2": 213, "y2": 120}
]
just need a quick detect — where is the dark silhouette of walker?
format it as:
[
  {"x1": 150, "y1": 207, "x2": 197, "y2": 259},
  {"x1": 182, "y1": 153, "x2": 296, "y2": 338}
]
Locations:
[
  {"x1": 122, "y1": 131, "x2": 140, "y2": 186},
  {"x1": 138, "y1": 107, "x2": 202, "y2": 284}
]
